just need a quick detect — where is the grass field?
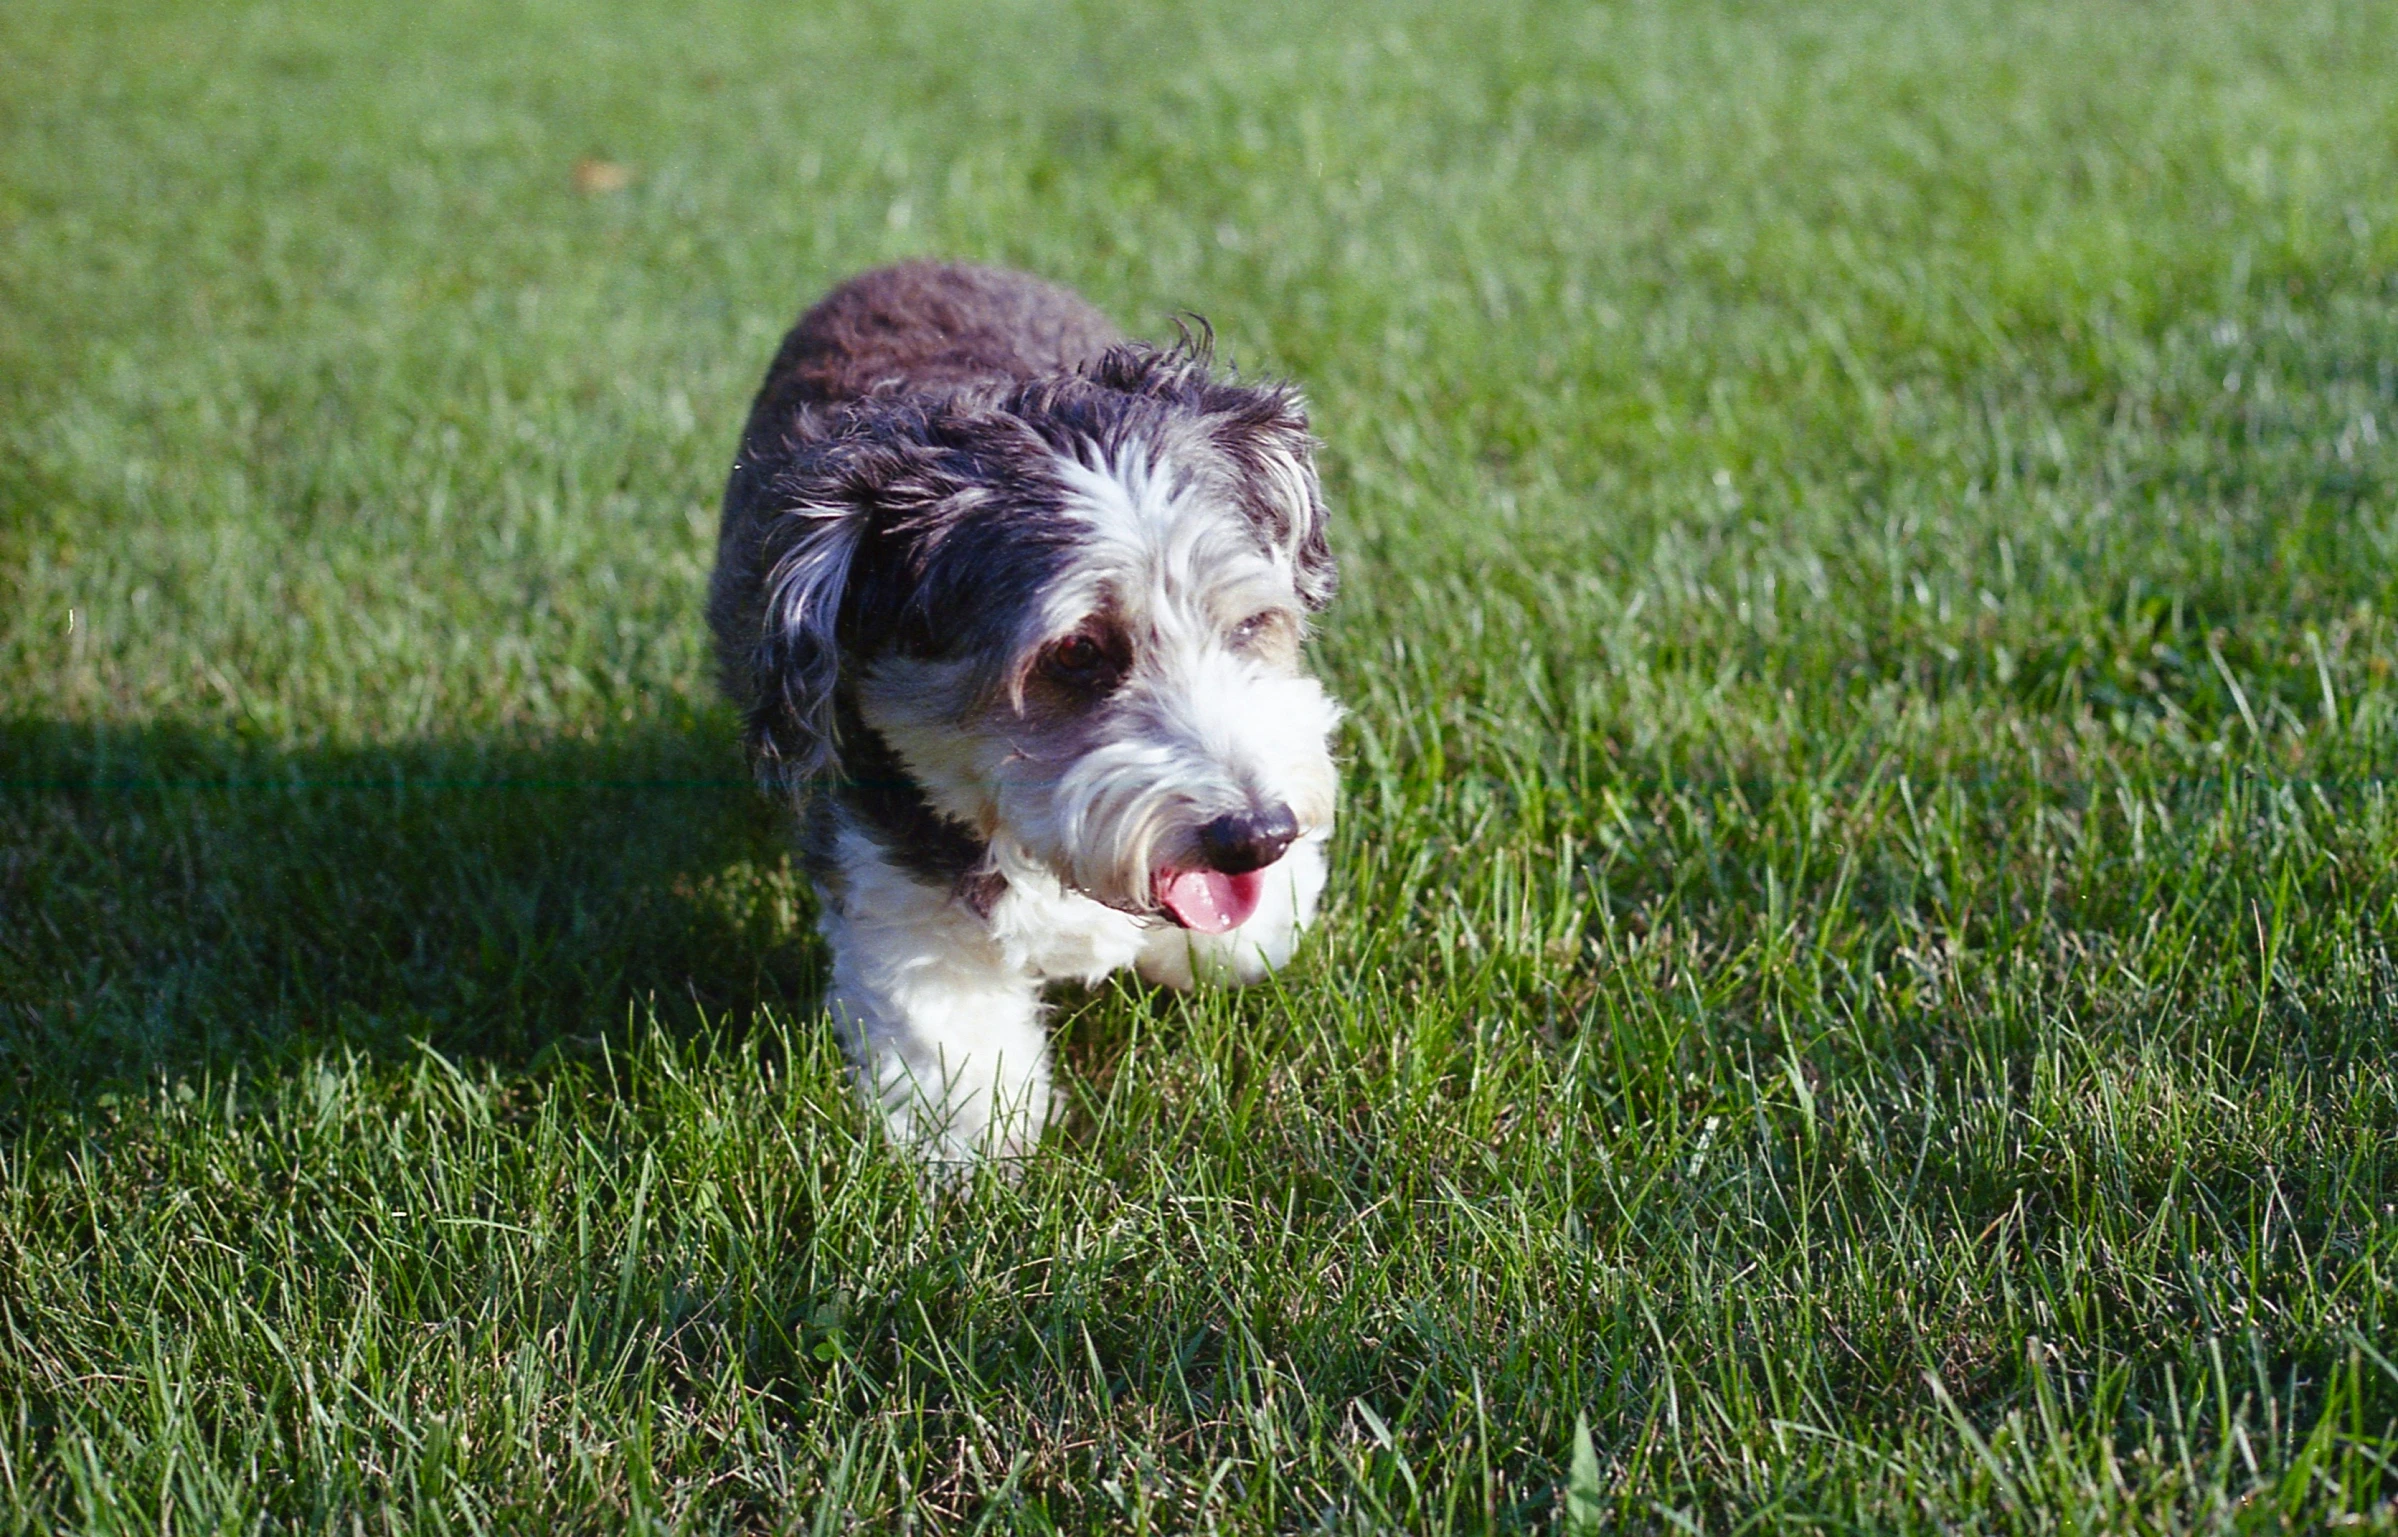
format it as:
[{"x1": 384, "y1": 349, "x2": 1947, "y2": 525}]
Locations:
[{"x1": 5, "y1": 0, "x2": 2398, "y2": 1527}]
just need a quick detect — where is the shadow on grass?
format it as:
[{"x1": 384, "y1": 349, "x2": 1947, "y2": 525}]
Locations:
[{"x1": 0, "y1": 715, "x2": 824, "y2": 1131}]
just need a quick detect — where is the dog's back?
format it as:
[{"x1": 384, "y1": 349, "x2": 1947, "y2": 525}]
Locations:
[{"x1": 738, "y1": 262, "x2": 1122, "y2": 452}]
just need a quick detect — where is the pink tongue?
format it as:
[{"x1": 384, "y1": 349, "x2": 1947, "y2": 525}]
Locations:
[{"x1": 1156, "y1": 868, "x2": 1265, "y2": 934}]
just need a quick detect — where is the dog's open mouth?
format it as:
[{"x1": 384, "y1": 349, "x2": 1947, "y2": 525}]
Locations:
[{"x1": 1154, "y1": 867, "x2": 1266, "y2": 933}]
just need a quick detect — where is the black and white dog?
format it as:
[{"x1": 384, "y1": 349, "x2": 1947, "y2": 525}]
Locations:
[{"x1": 710, "y1": 263, "x2": 1340, "y2": 1164}]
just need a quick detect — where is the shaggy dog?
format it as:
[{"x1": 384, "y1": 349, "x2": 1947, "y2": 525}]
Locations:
[{"x1": 709, "y1": 262, "x2": 1341, "y2": 1165}]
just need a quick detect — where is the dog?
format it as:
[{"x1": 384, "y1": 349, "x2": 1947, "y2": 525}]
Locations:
[{"x1": 709, "y1": 262, "x2": 1341, "y2": 1165}]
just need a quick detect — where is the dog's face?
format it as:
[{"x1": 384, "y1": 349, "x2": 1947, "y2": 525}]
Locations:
[{"x1": 745, "y1": 346, "x2": 1339, "y2": 931}]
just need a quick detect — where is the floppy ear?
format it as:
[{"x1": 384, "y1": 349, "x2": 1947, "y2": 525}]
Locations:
[
  {"x1": 1227, "y1": 386, "x2": 1342, "y2": 609},
  {"x1": 740, "y1": 403, "x2": 997, "y2": 788},
  {"x1": 1210, "y1": 383, "x2": 1337, "y2": 611},
  {"x1": 745, "y1": 493, "x2": 868, "y2": 789},
  {"x1": 1091, "y1": 339, "x2": 1337, "y2": 611}
]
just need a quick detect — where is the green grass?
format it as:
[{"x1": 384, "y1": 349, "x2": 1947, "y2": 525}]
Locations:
[{"x1": 5, "y1": 0, "x2": 2398, "y2": 1527}]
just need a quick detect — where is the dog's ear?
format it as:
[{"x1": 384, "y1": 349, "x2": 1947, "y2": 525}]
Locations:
[
  {"x1": 747, "y1": 491, "x2": 869, "y2": 789},
  {"x1": 744, "y1": 411, "x2": 953, "y2": 787},
  {"x1": 1209, "y1": 382, "x2": 1337, "y2": 612},
  {"x1": 1091, "y1": 339, "x2": 1337, "y2": 612}
]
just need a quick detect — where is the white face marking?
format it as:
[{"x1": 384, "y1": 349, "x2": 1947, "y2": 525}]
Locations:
[{"x1": 856, "y1": 433, "x2": 1340, "y2": 914}]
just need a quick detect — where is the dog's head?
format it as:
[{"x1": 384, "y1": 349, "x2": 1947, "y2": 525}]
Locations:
[{"x1": 739, "y1": 341, "x2": 1340, "y2": 931}]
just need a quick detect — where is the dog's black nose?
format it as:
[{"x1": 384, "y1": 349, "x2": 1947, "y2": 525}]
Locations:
[{"x1": 1196, "y1": 804, "x2": 1300, "y2": 874}]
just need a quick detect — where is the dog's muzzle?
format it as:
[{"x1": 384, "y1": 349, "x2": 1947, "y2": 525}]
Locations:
[{"x1": 1153, "y1": 802, "x2": 1300, "y2": 933}]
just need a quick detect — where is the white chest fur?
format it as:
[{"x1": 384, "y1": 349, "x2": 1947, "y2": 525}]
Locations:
[{"x1": 816, "y1": 819, "x2": 1329, "y2": 1165}]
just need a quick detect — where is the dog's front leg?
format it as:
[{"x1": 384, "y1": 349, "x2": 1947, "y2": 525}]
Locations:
[{"x1": 815, "y1": 830, "x2": 1051, "y2": 1166}]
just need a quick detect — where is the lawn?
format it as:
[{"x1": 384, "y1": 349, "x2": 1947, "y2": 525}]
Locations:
[{"x1": 4, "y1": 0, "x2": 2398, "y2": 1527}]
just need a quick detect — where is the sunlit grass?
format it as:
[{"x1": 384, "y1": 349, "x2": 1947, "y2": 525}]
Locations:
[{"x1": 4, "y1": 0, "x2": 2397, "y2": 1527}]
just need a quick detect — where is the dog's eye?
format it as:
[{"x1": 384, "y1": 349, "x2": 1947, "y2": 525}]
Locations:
[
  {"x1": 1039, "y1": 632, "x2": 1118, "y2": 689},
  {"x1": 1230, "y1": 610, "x2": 1281, "y2": 648}
]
